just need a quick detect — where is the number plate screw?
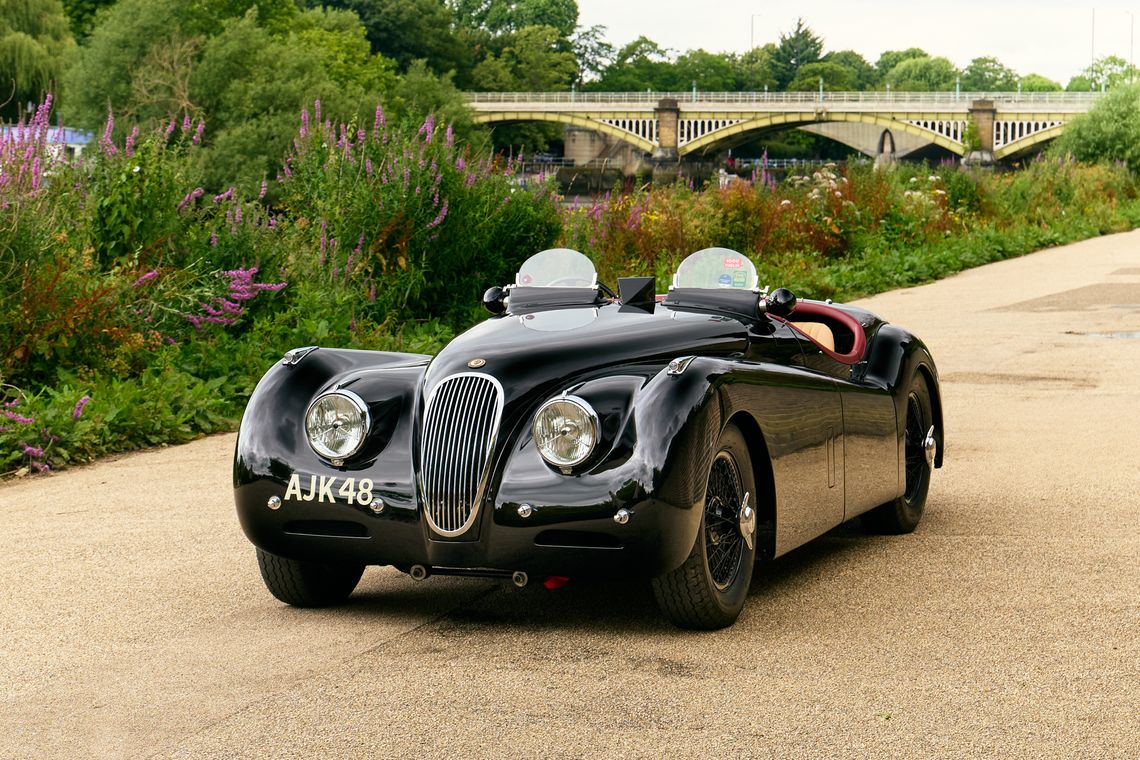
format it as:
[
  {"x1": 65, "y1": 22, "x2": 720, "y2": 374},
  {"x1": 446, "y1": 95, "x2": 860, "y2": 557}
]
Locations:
[
  {"x1": 267, "y1": 496, "x2": 282, "y2": 510},
  {"x1": 369, "y1": 498, "x2": 385, "y2": 514}
]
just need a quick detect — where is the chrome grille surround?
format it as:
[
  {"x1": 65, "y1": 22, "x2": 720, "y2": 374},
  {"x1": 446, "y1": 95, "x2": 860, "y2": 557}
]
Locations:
[{"x1": 419, "y1": 372, "x2": 505, "y2": 537}]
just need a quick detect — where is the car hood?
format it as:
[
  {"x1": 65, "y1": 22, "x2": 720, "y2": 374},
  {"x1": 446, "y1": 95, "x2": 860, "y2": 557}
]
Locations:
[{"x1": 424, "y1": 302, "x2": 750, "y2": 404}]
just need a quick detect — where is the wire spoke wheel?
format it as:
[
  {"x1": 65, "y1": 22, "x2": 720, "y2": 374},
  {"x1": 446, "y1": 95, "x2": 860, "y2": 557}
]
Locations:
[
  {"x1": 903, "y1": 393, "x2": 929, "y2": 503},
  {"x1": 652, "y1": 424, "x2": 758, "y2": 629},
  {"x1": 704, "y1": 452, "x2": 744, "y2": 590},
  {"x1": 864, "y1": 372, "x2": 935, "y2": 535}
]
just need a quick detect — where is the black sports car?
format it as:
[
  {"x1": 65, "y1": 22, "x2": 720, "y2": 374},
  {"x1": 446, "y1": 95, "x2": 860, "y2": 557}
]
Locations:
[{"x1": 234, "y1": 247, "x2": 943, "y2": 629}]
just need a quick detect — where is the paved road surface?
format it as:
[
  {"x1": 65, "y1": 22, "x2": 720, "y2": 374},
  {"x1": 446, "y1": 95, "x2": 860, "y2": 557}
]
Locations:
[{"x1": 3, "y1": 232, "x2": 1138, "y2": 758}]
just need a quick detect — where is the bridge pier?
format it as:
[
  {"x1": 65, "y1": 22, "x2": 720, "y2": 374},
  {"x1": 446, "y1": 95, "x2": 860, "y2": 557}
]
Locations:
[
  {"x1": 963, "y1": 99, "x2": 996, "y2": 167},
  {"x1": 653, "y1": 98, "x2": 680, "y2": 161}
]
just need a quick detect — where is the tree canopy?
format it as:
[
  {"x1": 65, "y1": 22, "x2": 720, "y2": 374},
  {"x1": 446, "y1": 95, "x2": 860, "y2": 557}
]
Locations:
[{"x1": 0, "y1": 0, "x2": 76, "y2": 121}]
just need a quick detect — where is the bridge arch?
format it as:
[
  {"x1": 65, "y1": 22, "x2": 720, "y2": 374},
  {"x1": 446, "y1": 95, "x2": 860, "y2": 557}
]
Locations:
[
  {"x1": 471, "y1": 111, "x2": 655, "y2": 154},
  {"x1": 678, "y1": 112, "x2": 967, "y2": 157},
  {"x1": 993, "y1": 123, "x2": 1067, "y2": 160}
]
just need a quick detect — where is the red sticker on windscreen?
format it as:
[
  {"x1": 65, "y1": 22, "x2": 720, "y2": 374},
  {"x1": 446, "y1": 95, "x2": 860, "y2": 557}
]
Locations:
[{"x1": 723, "y1": 258, "x2": 743, "y2": 269}]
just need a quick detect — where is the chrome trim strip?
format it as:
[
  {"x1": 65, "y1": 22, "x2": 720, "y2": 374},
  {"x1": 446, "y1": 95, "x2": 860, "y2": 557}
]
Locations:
[
  {"x1": 281, "y1": 345, "x2": 319, "y2": 366},
  {"x1": 418, "y1": 372, "x2": 504, "y2": 538}
]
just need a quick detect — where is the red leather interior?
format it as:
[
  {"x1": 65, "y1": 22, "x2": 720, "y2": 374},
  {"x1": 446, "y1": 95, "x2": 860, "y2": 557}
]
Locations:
[{"x1": 777, "y1": 300, "x2": 868, "y2": 365}]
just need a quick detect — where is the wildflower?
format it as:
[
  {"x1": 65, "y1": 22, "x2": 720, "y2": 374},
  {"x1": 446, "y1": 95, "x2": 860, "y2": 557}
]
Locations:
[
  {"x1": 132, "y1": 166, "x2": 140, "y2": 174},
  {"x1": 178, "y1": 187, "x2": 204, "y2": 212},
  {"x1": 374, "y1": 104, "x2": 385, "y2": 131},
  {"x1": 928, "y1": 175, "x2": 938, "y2": 182},
  {"x1": 446, "y1": 125, "x2": 454, "y2": 146},
  {"x1": 3, "y1": 409, "x2": 34, "y2": 425},
  {"x1": 125, "y1": 126, "x2": 139, "y2": 157},
  {"x1": 133, "y1": 270, "x2": 158, "y2": 288},
  {"x1": 193, "y1": 120, "x2": 204, "y2": 145},
  {"x1": 22, "y1": 444, "x2": 45, "y2": 459},
  {"x1": 182, "y1": 114, "x2": 191, "y2": 132},
  {"x1": 909, "y1": 177, "x2": 918, "y2": 183},
  {"x1": 934, "y1": 189, "x2": 946, "y2": 195},
  {"x1": 210, "y1": 231, "x2": 218, "y2": 247},
  {"x1": 426, "y1": 199, "x2": 449, "y2": 229},
  {"x1": 72, "y1": 395, "x2": 91, "y2": 420},
  {"x1": 300, "y1": 108, "x2": 309, "y2": 138},
  {"x1": 258, "y1": 180, "x2": 268, "y2": 200}
]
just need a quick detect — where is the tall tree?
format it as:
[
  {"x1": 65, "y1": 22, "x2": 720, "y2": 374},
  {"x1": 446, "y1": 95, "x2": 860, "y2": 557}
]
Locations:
[
  {"x1": 591, "y1": 36, "x2": 672, "y2": 92},
  {"x1": 885, "y1": 56, "x2": 958, "y2": 91},
  {"x1": 1020, "y1": 73, "x2": 1061, "y2": 92},
  {"x1": 471, "y1": 24, "x2": 576, "y2": 90},
  {"x1": 671, "y1": 49, "x2": 737, "y2": 92},
  {"x1": 960, "y1": 56, "x2": 1017, "y2": 91},
  {"x1": 571, "y1": 23, "x2": 612, "y2": 84},
  {"x1": 60, "y1": 0, "x2": 115, "y2": 41},
  {"x1": 0, "y1": 0, "x2": 76, "y2": 121},
  {"x1": 789, "y1": 61, "x2": 856, "y2": 92},
  {"x1": 1066, "y1": 55, "x2": 1138, "y2": 91},
  {"x1": 876, "y1": 47, "x2": 926, "y2": 82},
  {"x1": 823, "y1": 50, "x2": 876, "y2": 90},
  {"x1": 314, "y1": 0, "x2": 462, "y2": 76},
  {"x1": 450, "y1": 0, "x2": 578, "y2": 38},
  {"x1": 770, "y1": 18, "x2": 823, "y2": 89}
]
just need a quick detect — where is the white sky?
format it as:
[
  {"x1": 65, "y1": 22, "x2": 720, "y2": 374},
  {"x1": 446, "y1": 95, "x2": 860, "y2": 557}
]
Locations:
[{"x1": 575, "y1": 1, "x2": 1139, "y2": 86}]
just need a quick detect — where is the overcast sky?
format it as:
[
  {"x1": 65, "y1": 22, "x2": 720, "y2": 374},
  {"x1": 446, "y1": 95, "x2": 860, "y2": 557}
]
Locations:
[{"x1": 575, "y1": 1, "x2": 1138, "y2": 86}]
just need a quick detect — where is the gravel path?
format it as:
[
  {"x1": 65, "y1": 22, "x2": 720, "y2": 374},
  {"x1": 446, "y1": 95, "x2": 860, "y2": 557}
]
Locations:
[{"x1": 3, "y1": 231, "x2": 1138, "y2": 759}]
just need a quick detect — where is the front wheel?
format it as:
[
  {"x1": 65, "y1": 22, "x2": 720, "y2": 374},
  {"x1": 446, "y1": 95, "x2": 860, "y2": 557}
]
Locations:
[
  {"x1": 256, "y1": 548, "x2": 364, "y2": 607},
  {"x1": 864, "y1": 372, "x2": 934, "y2": 534},
  {"x1": 652, "y1": 424, "x2": 757, "y2": 630}
]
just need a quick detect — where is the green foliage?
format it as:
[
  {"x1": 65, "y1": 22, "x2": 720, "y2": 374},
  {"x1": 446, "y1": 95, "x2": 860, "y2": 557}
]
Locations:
[
  {"x1": 960, "y1": 56, "x2": 1017, "y2": 91},
  {"x1": 789, "y1": 61, "x2": 856, "y2": 92},
  {"x1": 571, "y1": 23, "x2": 613, "y2": 83},
  {"x1": 561, "y1": 160, "x2": 1140, "y2": 302},
  {"x1": 281, "y1": 107, "x2": 561, "y2": 327},
  {"x1": 1020, "y1": 73, "x2": 1062, "y2": 92},
  {"x1": 471, "y1": 24, "x2": 577, "y2": 90},
  {"x1": 62, "y1": 0, "x2": 398, "y2": 192},
  {"x1": 1066, "y1": 55, "x2": 1139, "y2": 92},
  {"x1": 450, "y1": 0, "x2": 578, "y2": 38},
  {"x1": 770, "y1": 18, "x2": 823, "y2": 89},
  {"x1": 885, "y1": 56, "x2": 958, "y2": 91},
  {"x1": 875, "y1": 48, "x2": 926, "y2": 80},
  {"x1": 314, "y1": 0, "x2": 462, "y2": 76},
  {"x1": 0, "y1": 0, "x2": 76, "y2": 121},
  {"x1": 823, "y1": 50, "x2": 877, "y2": 89},
  {"x1": 590, "y1": 35, "x2": 672, "y2": 91},
  {"x1": 1054, "y1": 84, "x2": 1140, "y2": 168}
]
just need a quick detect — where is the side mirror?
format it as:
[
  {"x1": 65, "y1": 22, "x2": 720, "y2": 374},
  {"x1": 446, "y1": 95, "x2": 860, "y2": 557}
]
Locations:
[
  {"x1": 482, "y1": 286, "x2": 507, "y2": 314},
  {"x1": 765, "y1": 288, "x2": 797, "y2": 318}
]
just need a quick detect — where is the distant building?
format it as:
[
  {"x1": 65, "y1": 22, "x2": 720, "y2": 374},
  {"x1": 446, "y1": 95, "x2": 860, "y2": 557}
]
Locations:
[{"x1": 0, "y1": 126, "x2": 93, "y2": 160}]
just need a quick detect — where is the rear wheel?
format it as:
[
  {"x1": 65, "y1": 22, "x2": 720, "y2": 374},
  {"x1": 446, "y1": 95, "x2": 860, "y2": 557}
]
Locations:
[
  {"x1": 256, "y1": 548, "x2": 364, "y2": 607},
  {"x1": 652, "y1": 424, "x2": 757, "y2": 630},
  {"x1": 864, "y1": 373, "x2": 934, "y2": 534}
]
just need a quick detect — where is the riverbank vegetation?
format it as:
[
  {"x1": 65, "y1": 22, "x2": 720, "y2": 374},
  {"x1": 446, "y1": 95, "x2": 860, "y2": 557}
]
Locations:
[{"x1": 4, "y1": 93, "x2": 1140, "y2": 475}]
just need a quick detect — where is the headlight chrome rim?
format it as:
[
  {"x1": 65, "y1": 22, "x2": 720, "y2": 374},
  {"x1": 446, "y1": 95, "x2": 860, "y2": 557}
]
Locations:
[
  {"x1": 304, "y1": 389, "x2": 371, "y2": 463},
  {"x1": 532, "y1": 394, "x2": 599, "y2": 470}
]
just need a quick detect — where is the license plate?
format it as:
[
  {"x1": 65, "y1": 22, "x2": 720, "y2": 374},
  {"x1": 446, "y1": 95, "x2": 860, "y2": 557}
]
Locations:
[{"x1": 284, "y1": 474, "x2": 375, "y2": 506}]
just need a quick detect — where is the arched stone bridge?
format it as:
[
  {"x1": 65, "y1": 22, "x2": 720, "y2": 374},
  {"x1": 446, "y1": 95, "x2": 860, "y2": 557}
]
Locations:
[{"x1": 464, "y1": 92, "x2": 1100, "y2": 164}]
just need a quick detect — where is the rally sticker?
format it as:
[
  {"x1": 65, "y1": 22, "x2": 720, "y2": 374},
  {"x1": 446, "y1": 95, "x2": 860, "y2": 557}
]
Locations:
[
  {"x1": 284, "y1": 474, "x2": 375, "y2": 506},
  {"x1": 723, "y1": 257, "x2": 743, "y2": 269}
]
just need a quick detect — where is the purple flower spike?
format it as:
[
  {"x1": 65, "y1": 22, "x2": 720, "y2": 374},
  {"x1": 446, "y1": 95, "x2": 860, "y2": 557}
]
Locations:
[
  {"x1": 133, "y1": 270, "x2": 158, "y2": 288},
  {"x1": 193, "y1": 120, "x2": 204, "y2": 145},
  {"x1": 259, "y1": 179, "x2": 267, "y2": 200},
  {"x1": 72, "y1": 395, "x2": 91, "y2": 420}
]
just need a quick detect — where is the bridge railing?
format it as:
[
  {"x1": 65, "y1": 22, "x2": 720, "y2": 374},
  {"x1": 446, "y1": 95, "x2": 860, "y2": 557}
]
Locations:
[{"x1": 464, "y1": 91, "x2": 1103, "y2": 106}]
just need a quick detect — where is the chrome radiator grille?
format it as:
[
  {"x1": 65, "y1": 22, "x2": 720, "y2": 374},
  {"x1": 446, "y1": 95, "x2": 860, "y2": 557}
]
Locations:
[{"x1": 419, "y1": 373, "x2": 504, "y2": 537}]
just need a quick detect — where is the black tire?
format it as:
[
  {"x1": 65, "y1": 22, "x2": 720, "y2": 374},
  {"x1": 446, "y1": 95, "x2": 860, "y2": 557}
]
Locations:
[
  {"x1": 652, "y1": 424, "x2": 757, "y2": 630},
  {"x1": 255, "y1": 547, "x2": 364, "y2": 607},
  {"x1": 864, "y1": 373, "x2": 934, "y2": 534}
]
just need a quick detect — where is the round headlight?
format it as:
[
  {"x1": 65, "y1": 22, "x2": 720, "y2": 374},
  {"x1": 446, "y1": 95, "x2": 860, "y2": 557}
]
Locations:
[
  {"x1": 532, "y1": 395, "x2": 598, "y2": 469},
  {"x1": 305, "y1": 390, "x2": 370, "y2": 462}
]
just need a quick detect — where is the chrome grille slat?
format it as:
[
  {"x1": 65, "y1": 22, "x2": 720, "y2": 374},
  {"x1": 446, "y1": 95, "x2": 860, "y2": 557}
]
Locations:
[{"x1": 419, "y1": 373, "x2": 504, "y2": 537}]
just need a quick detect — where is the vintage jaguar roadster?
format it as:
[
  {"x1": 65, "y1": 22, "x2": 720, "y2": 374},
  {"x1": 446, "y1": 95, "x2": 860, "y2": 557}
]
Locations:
[{"x1": 234, "y1": 247, "x2": 943, "y2": 629}]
